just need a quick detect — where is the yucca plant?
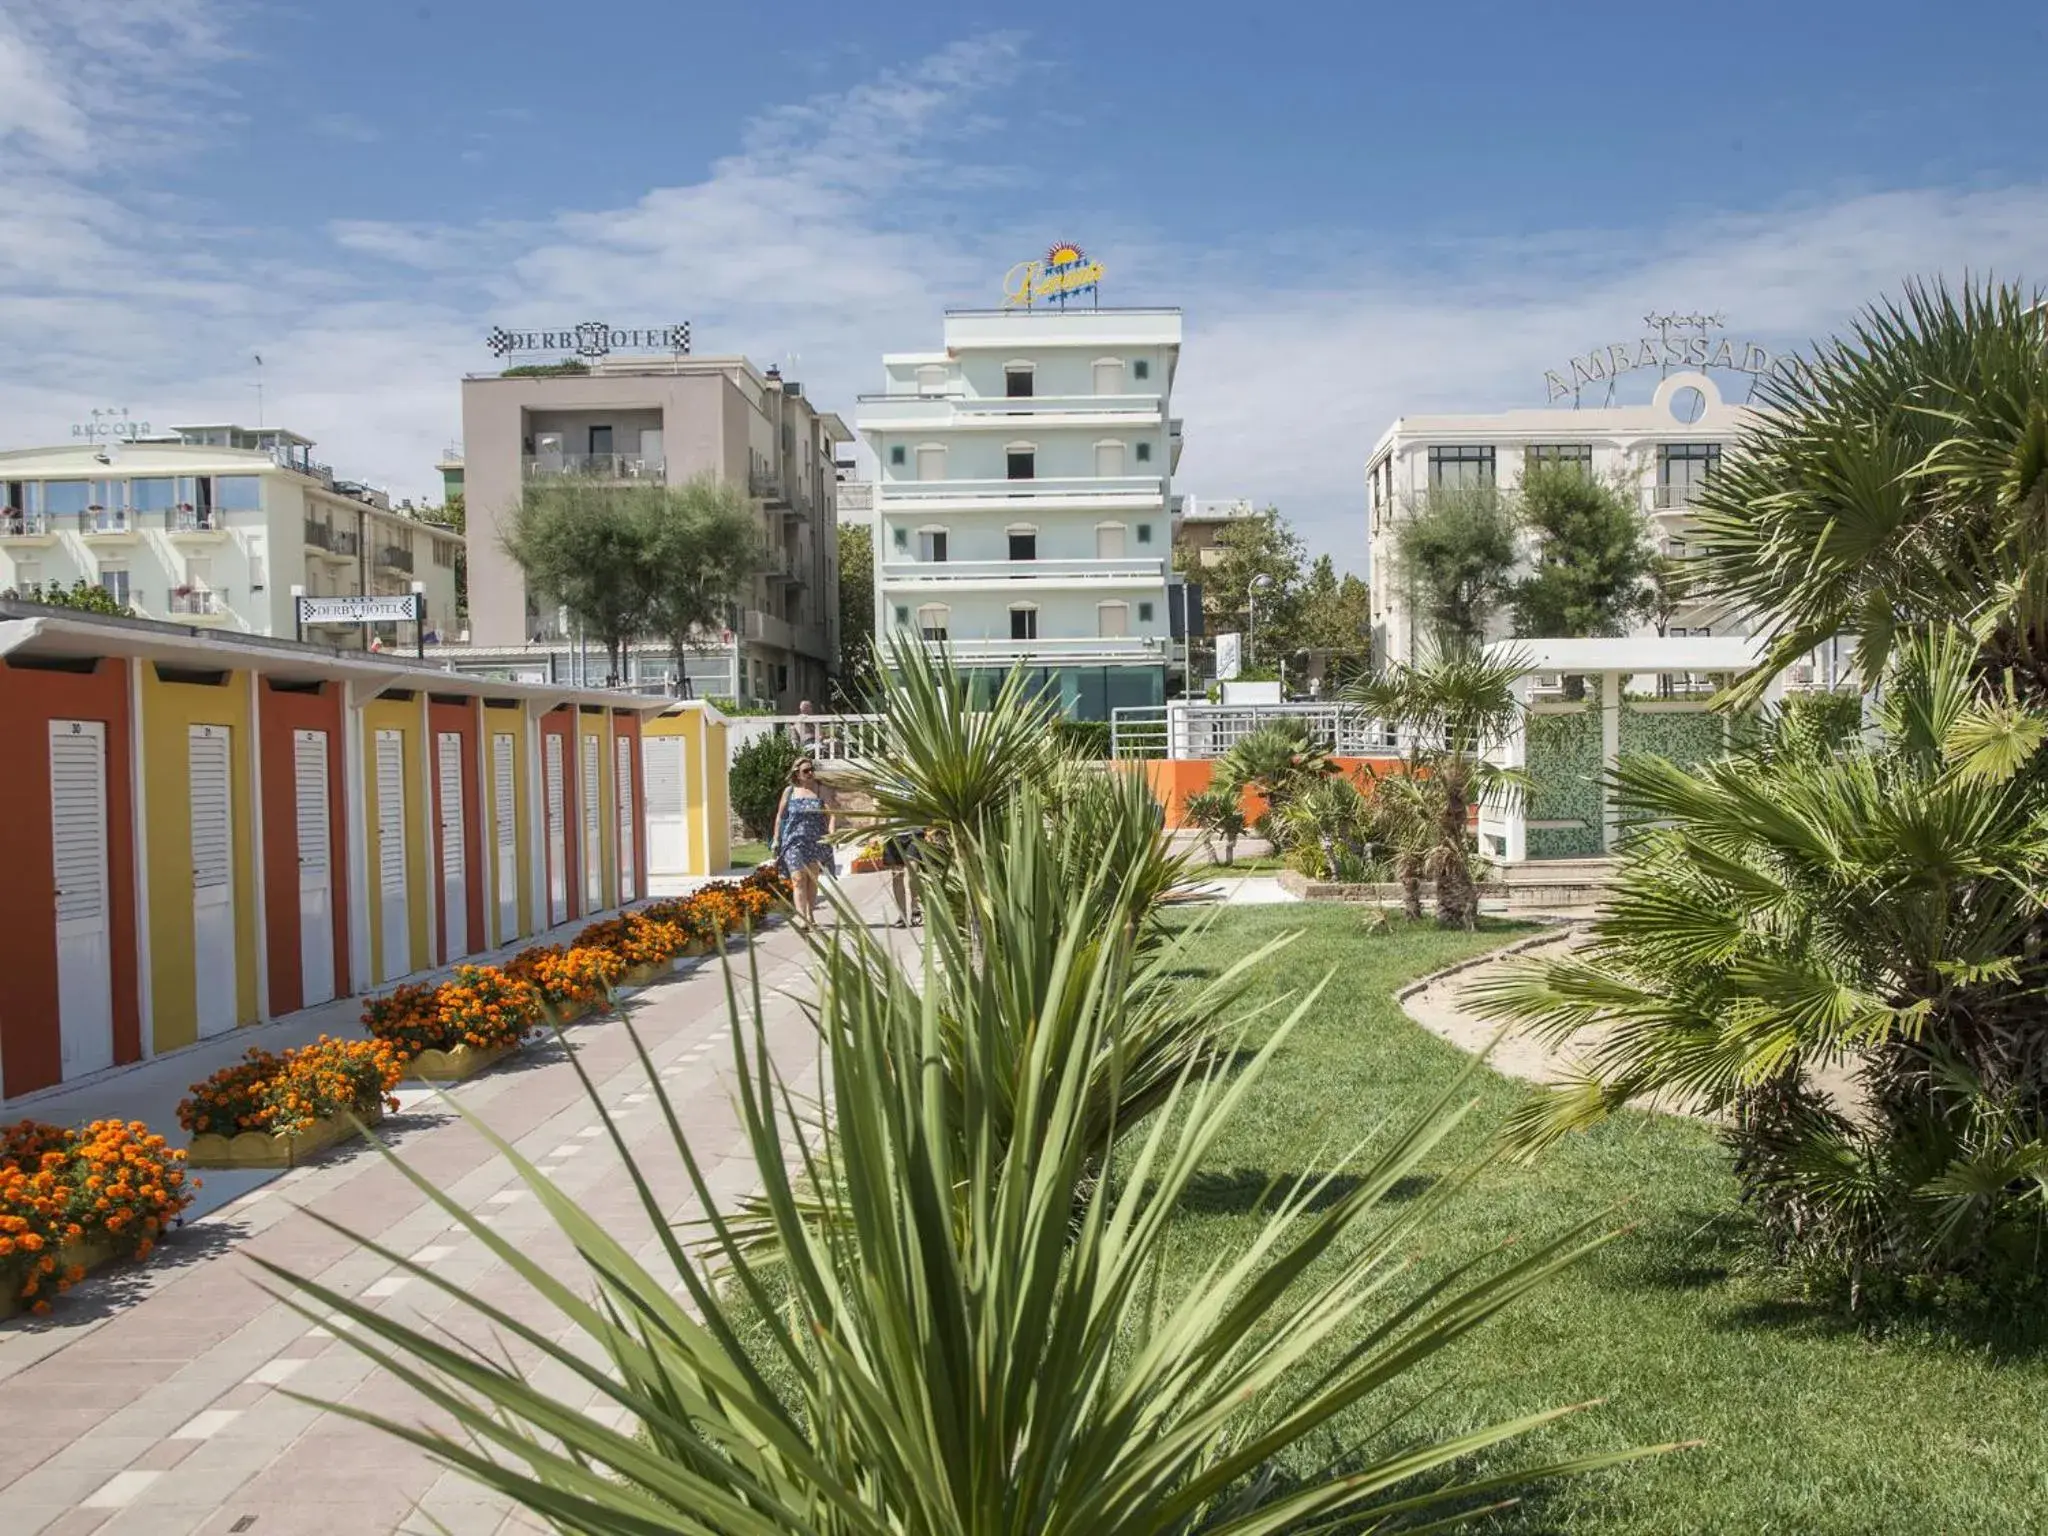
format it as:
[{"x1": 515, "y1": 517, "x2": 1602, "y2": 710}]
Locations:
[
  {"x1": 258, "y1": 828, "x2": 1668, "y2": 1533},
  {"x1": 1181, "y1": 786, "x2": 1247, "y2": 867}
]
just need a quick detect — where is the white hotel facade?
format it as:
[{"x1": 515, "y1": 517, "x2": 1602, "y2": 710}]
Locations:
[{"x1": 856, "y1": 307, "x2": 1183, "y2": 719}]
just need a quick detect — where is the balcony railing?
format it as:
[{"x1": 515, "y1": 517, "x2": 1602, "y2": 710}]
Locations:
[
  {"x1": 523, "y1": 453, "x2": 665, "y2": 482},
  {"x1": 881, "y1": 556, "x2": 1166, "y2": 586},
  {"x1": 856, "y1": 392, "x2": 1165, "y2": 424},
  {"x1": 171, "y1": 508, "x2": 224, "y2": 533},
  {"x1": 305, "y1": 518, "x2": 333, "y2": 550},
  {"x1": 917, "y1": 634, "x2": 1168, "y2": 664},
  {"x1": 87, "y1": 508, "x2": 132, "y2": 534},
  {"x1": 1645, "y1": 483, "x2": 1710, "y2": 511},
  {"x1": 167, "y1": 589, "x2": 225, "y2": 617},
  {"x1": 877, "y1": 474, "x2": 1166, "y2": 504},
  {"x1": 1109, "y1": 702, "x2": 1426, "y2": 762},
  {"x1": 0, "y1": 513, "x2": 51, "y2": 538},
  {"x1": 377, "y1": 545, "x2": 415, "y2": 573},
  {"x1": 333, "y1": 528, "x2": 361, "y2": 558}
]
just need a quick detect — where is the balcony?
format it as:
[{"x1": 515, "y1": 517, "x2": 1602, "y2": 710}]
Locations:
[
  {"x1": 875, "y1": 475, "x2": 1166, "y2": 513},
  {"x1": 855, "y1": 392, "x2": 1165, "y2": 430},
  {"x1": 917, "y1": 634, "x2": 1168, "y2": 665},
  {"x1": 376, "y1": 544, "x2": 415, "y2": 575},
  {"x1": 1644, "y1": 483, "x2": 1709, "y2": 512},
  {"x1": 167, "y1": 588, "x2": 231, "y2": 622},
  {"x1": 0, "y1": 512, "x2": 58, "y2": 546},
  {"x1": 304, "y1": 517, "x2": 333, "y2": 550},
  {"x1": 881, "y1": 557, "x2": 1167, "y2": 592},
  {"x1": 332, "y1": 528, "x2": 361, "y2": 559},
  {"x1": 168, "y1": 507, "x2": 229, "y2": 543},
  {"x1": 523, "y1": 453, "x2": 665, "y2": 483},
  {"x1": 83, "y1": 508, "x2": 139, "y2": 544}
]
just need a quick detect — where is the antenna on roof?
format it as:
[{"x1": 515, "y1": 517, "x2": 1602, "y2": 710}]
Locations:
[{"x1": 251, "y1": 353, "x2": 265, "y2": 429}]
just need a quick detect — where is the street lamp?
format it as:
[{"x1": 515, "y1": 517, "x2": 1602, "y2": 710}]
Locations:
[{"x1": 1248, "y1": 573, "x2": 1274, "y2": 669}]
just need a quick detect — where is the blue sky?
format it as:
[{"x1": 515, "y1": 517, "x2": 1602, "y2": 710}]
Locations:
[{"x1": 5, "y1": 0, "x2": 2046, "y2": 568}]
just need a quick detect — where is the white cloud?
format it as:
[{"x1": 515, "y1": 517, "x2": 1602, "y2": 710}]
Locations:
[{"x1": 1, "y1": 9, "x2": 2045, "y2": 580}]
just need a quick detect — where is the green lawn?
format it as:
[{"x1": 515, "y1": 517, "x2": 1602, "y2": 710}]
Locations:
[
  {"x1": 1149, "y1": 905, "x2": 2048, "y2": 1534},
  {"x1": 731, "y1": 840, "x2": 770, "y2": 870}
]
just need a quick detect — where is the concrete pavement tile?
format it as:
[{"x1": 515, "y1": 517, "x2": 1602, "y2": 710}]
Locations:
[{"x1": 40, "y1": 1434, "x2": 161, "y2": 1474}]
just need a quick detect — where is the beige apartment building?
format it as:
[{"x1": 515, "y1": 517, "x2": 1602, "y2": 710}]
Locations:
[
  {"x1": 459, "y1": 356, "x2": 849, "y2": 707},
  {"x1": 0, "y1": 425, "x2": 459, "y2": 646}
]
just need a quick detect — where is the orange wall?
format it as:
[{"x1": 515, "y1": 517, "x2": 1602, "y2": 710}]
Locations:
[
  {"x1": 427, "y1": 697, "x2": 487, "y2": 961},
  {"x1": 257, "y1": 680, "x2": 351, "y2": 1016},
  {"x1": 0, "y1": 657, "x2": 142, "y2": 1096},
  {"x1": 1134, "y1": 756, "x2": 1408, "y2": 829}
]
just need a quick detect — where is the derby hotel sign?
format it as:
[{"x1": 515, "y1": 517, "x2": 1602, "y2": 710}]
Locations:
[
  {"x1": 1544, "y1": 312, "x2": 1786, "y2": 402},
  {"x1": 486, "y1": 321, "x2": 691, "y2": 360}
]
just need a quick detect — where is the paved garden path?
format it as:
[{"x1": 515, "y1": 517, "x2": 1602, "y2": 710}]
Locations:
[{"x1": 0, "y1": 881, "x2": 900, "y2": 1536}]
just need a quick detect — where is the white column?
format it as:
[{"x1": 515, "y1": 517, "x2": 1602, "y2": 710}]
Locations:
[
  {"x1": 1600, "y1": 671, "x2": 1622, "y2": 853},
  {"x1": 1504, "y1": 676, "x2": 1530, "y2": 865},
  {"x1": 246, "y1": 670, "x2": 271, "y2": 1022},
  {"x1": 342, "y1": 687, "x2": 372, "y2": 993},
  {"x1": 128, "y1": 658, "x2": 155, "y2": 1059}
]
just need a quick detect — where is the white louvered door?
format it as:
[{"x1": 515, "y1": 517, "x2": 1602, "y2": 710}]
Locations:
[
  {"x1": 492, "y1": 732, "x2": 517, "y2": 942},
  {"x1": 375, "y1": 729, "x2": 409, "y2": 981},
  {"x1": 580, "y1": 735, "x2": 603, "y2": 910},
  {"x1": 188, "y1": 724, "x2": 236, "y2": 1037},
  {"x1": 544, "y1": 733, "x2": 567, "y2": 925},
  {"x1": 643, "y1": 735, "x2": 686, "y2": 876},
  {"x1": 293, "y1": 729, "x2": 335, "y2": 1007},
  {"x1": 49, "y1": 720, "x2": 114, "y2": 1077},
  {"x1": 436, "y1": 732, "x2": 467, "y2": 959},
  {"x1": 615, "y1": 736, "x2": 636, "y2": 904}
]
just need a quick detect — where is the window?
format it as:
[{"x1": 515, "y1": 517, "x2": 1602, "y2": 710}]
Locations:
[
  {"x1": 894, "y1": 605, "x2": 909, "y2": 625},
  {"x1": 892, "y1": 525, "x2": 908, "y2": 550},
  {"x1": 1133, "y1": 359, "x2": 1151, "y2": 381},
  {"x1": 1138, "y1": 601, "x2": 1154, "y2": 623},
  {"x1": 917, "y1": 604, "x2": 949, "y2": 641},
  {"x1": 1657, "y1": 442, "x2": 1722, "y2": 508},
  {"x1": 1094, "y1": 441, "x2": 1126, "y2": 477},
  {"x1": 1006, "y1": 446, "x2": 1035, "y2": 481},
  {"x1": 43, "y1": 482, "x2": 89, "y2": 515},
  {"x1": 1007, "y1": 527, "x2": 1037, "y2": 561},
  {"x1": 587, "y1": 425, "x2": 613, "y2": 456},
  {"x1": 1097, "y1": 601, "x2": 1129, "y2": 638},
  {"x1": 1526, "y1": 443, "x2": 1593, "y2": 474},
  {"x1": 216, "y1": 476, "x2": 263, "y2": 511},
  {"x1": 1427, "y1": 445, "x2": 1495, "y2": 489},
  {"x1": 1136, "y1": 523, "x2": 1152, "y2": 544},
  {"x1": 918, "y1": 528, "x2": 948, "y2": 562},
  {"x1": 1095, "y1": 523, "x2": 1127, "y2": 559},
  {"x1": 249, "y1": 552, "x2": 267, "y2": 590},
  {"x1": 1092, "y1": 358, "x2": 1124, "y2": 396},
  {"x1": 916, "y1": 364, "x2": 949, "y2": 394},
  {"x1": 1135, "y1": 441, "x2": 1153, "y2": 463},
  {"x1": 131, "y1": 477, "x2": 176, "y2": 512},
  {"x1": 12, "y1": 558, "x2": 40, "y2": 591},
  {"x1": 97, "y1": 565, "x2": 130, "y2": 606},
  {"x1": 889, "y1": 444, "x2": 906, "y2": 467},
  {"x1": 916, "y1": 444, "x2": 947, "y2": 481},
  {"x1": 1010, "y1": 605, "x2": 1038, "y2": 641},
  {"x1": 1004, "y1": 363, "x2": 1034, "y2": 398}
]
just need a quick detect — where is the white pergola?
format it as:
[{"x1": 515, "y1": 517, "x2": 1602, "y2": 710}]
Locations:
[{"x1": 1481, "y1": 635, "x2": 1775, "y2": 862}]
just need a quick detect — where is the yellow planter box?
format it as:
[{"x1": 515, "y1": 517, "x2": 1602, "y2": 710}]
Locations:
[
  {"x1": 0, "y1": 1237, "x2": 118, "y2": 1321},
  {"x1": 408, "y1": 1041, "x2": 520, "y2": 1083},
  {"x1": 621, "y1": 961, "x2": 667, "y2": 988},
  {"x1": 539, "y1": 996, "x2": 597, "y2": 1028},
  {"x1": 187, "y1": 1104, "x2": 385, "y2": 1169}
]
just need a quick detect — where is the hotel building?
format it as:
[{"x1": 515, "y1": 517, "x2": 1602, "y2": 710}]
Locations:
[
  {"x1": 857, "y1": 305, "x2": 1183, "y2": 719},
  {"x1": 458, "y1": 354, "x2": 850, "y2": 708},
  {"x1": 0, "y1": 425, "x2": 460, "y2": 646},
  {"x1": 1366, "y1": 370, "x2": 1805, "y2": 672}
]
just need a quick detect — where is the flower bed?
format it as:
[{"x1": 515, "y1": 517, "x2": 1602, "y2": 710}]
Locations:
[
  {"x1": 506, "y1": 944, "x2": 624, "y2": 1024},
  {"x1": 573, "y1": 911, "x2": 687, "y2": 972},
  {"x1": 1, "y1": 1118, "x2": 195, "y2": 1315},
  {"x1": 179, "y1": 1036, "x2": 405, "y2": 1168},
  {"x1": 362, "y1": 965, "x2": 540, "y2": 1059}
]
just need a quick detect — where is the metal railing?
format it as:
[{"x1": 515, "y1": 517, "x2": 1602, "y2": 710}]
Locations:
[
  {"x1": 523, "y1": 453, "x2": 666, "y2": 482},
  {"x1": 167, "y1": 588, "x2": 225, "y2": 617},
  {"x1": 0, "y1": 513, "x2": 51, "y2": 537},
  {"x1": 1109, "y1": 702, "x2": 1418, "y2": 761},
  {"x1": 171, "y1": 508, "x2": 223, "y2": 533},
  {"x1": 88, "y1": 508, "x2": 132, "y2": 534},
  {"x1": 727, "y1": 714, "x2": 891, "y2": 762},
  {"x1": 881, "y1": 556, "x2": 1166, "y2": 585},
  {"x1": 878, "y1": 474, "x2": 1165, "y2": 503},
  {"x1": 926, "y1": 635, "x2": 1166, "y2": 664},
  {"x1": 333, "y1": 528, "x2": 361, "y2": 558},
  {"x1": 377, "y1": 544, "x2": 414, "y2": 573},
  {"x1": 1644, "y1": 483, "x2": 1709, "y2": 511}
]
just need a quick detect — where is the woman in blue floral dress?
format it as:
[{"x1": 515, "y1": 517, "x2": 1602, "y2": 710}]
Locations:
[{"x1": 770, "y1": 757, "x2": 834, "y2": 925}]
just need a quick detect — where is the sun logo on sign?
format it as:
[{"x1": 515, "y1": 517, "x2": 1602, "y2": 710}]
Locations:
[{"x1": 1046, "y1": 241, "x2": 1087, "y2": 270}]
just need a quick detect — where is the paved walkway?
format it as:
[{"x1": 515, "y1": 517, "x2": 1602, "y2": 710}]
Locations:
[{"x1": 0, "y1": 878, "x2": 899, "y2": 1535}]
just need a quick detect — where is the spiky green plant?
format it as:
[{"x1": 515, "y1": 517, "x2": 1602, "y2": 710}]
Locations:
[
  {"x1": 259, "y1": 831, "x2": 1671, "y2": 1532},
  {"x1": 1181, "y1": 786, "x2": 1247, "y2": 867},
  {"x1": 1469, "y1": 629, "x2": 2048, "y2": 1299},
  {"x1": 1212, "y1": 718, "x2": 1338, "y2": 822}
]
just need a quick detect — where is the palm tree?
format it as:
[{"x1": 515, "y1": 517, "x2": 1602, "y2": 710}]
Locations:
[
  {"x1": 1693, "y1": 279, "x2": 2048, "y2": 703},
  {"x1": 1469, "y1": 630, "x2": 2048, "y2": 1297},
  {"x1": 261, "y1": 824, "x2": 1668, "y2": 1531},
  {"x1": 1348, "y1": 648, "x2": 1525, "y2": 929},
  {"x1": 1181, "y1": 786, "x2": 1247, "y2": 866}
]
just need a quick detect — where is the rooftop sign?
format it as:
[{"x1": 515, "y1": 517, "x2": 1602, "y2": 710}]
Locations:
[
  {"x1": 1544, "y1": 312, "x2": 1786, "y2": 403},
  {"x1": 70, "y1": 408, "x2": 153, "y2": 441},
  {"x1": 485, "y1": 322, "x2": 691, "y2": 360},
  {"x1": 1003, "y1": 242, "x2": 1103, "y2": 309}
]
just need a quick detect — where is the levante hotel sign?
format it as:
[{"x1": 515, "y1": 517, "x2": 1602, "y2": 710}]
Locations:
[{"x1": 1003, "y1": 243, "x2": 1104, "y2": 308}]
